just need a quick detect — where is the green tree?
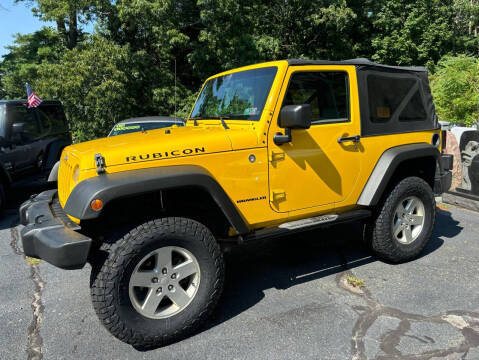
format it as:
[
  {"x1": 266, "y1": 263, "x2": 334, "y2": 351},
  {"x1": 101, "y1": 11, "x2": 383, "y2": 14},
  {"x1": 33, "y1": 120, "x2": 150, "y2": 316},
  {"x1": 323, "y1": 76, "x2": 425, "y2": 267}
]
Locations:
[
  {"x1": 0, "y1": 27, "x2": 65, "y2": 98},
  {"x1": 369, "y1": 0, "x2": 456, "y2": 67},
  {"x1": 430, "y1": 55, "x2": 479, "y2": 126},
  {"x1": 15, "y1": 0, "x2": 105, "y2": 49},
  {"x1": 37, "y1": 36, "x2": 133, "y2": 140}
]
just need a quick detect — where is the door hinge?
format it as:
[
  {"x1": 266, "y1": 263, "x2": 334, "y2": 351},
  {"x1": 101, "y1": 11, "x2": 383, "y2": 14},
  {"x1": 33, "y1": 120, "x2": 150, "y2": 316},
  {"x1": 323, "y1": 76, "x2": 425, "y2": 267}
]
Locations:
[
  {"x1": 270, "y1": 189, "x2": 286, "y2": 202},
  {"x1": 269, "y1": 151, "x2": 285, "y2": 163}
]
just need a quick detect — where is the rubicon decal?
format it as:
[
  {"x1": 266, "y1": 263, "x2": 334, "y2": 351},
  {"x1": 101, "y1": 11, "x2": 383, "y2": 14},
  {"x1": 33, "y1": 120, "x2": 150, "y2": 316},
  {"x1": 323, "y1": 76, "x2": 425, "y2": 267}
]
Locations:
[
  {"x1": 236, "y1": 196, "x2": 267, "y2": 204},
  {"x1": 126, "y1": 147, "x2": 205, "y2": 162}
]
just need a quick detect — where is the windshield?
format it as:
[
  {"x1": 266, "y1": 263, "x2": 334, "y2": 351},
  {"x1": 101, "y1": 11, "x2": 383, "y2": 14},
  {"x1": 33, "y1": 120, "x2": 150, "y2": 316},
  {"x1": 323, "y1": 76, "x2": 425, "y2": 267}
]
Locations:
[
  {"x1": 190, "y1": 66, "x2": 278, "y2": 121},
  {"x1": 109, "y1": 121, "x2": 183, "y2": 136}
]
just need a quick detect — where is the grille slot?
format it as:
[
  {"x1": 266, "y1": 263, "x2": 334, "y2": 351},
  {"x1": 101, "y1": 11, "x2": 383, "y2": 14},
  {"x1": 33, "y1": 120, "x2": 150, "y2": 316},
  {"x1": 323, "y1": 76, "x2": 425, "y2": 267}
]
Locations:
[{"x1": 58, "y1": 153, "x2": 78, "y2": 206}]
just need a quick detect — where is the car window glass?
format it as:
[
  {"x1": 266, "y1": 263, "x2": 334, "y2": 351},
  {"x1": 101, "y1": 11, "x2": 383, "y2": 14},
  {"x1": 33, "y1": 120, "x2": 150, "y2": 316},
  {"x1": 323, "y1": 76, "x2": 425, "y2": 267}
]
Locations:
[
  {"x1": 37, "y1": 105, "x2": 68, "y2": 135},
  {"x1": 283, "y1": 71, "x2": 349, "y2": 124},
  {"x1": 367, "y1": 75, "x2": 427, "y2": 123},
  {"x1": 190, "y1": 67, "x2": 278, "y2": 121},
  {"x1": 398, "y1": 90, "x2": 427, "y2": 122},
  {"x1": 11, "y1": 106, "x2": 41, "y2": 142}
]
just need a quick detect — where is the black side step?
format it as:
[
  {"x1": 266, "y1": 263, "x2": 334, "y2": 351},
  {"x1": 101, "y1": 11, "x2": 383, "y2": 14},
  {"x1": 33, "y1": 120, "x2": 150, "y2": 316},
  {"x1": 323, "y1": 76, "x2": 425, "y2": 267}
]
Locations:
[{"x1": 241, "y1": 209, "x2": 371, "y2": 243}]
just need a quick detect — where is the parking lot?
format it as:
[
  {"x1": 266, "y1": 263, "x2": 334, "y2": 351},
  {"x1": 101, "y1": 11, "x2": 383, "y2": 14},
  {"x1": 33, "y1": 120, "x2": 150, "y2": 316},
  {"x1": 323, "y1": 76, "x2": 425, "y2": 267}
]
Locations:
[{"x1": 1, "y1": 184, "x2": 479, "y2": 360}]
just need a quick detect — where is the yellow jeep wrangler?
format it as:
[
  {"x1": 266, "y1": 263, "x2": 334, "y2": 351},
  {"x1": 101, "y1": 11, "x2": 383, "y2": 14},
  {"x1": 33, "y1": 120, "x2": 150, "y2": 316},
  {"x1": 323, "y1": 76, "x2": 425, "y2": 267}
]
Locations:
[{"x1": 20, "y1": 59, "x2": 452, "y2": 346}]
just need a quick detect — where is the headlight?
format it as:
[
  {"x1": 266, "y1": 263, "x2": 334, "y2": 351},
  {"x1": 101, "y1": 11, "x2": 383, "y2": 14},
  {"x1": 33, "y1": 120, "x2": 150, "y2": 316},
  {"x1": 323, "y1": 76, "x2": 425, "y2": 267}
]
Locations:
[{"x1": 73, "y1": 165, "x2": 80, "y2": 184}]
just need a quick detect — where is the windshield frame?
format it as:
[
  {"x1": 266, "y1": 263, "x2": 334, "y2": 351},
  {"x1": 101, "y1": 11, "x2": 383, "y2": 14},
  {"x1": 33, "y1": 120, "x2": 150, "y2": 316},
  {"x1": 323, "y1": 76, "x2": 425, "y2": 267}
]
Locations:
[{"x1": 188, "y1": 66, "x2": 278, "y2": 122}]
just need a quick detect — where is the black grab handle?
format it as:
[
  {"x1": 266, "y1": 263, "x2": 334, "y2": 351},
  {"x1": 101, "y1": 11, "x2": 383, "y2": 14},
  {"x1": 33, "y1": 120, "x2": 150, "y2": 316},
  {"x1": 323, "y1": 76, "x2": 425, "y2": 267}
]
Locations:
[{"x1": 337, "y1": 135, "x2": 361, "y2": 144}]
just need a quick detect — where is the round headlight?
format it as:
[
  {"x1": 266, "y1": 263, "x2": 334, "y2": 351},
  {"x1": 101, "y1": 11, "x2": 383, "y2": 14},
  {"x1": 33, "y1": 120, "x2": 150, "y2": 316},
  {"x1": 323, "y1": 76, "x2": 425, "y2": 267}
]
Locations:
[{"x1": 73, "y1": 165, "x2": 80, "y2": 184}]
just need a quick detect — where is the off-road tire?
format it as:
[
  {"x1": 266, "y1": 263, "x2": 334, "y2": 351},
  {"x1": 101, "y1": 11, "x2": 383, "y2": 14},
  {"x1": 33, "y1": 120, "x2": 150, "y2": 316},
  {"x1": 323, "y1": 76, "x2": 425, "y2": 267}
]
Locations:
[
  {"x1": 364, "y1": 176, "x2": 436, "y2": 263},
  {"x1": 90, "y1": 217, "x2": 225, "y2": 348}
]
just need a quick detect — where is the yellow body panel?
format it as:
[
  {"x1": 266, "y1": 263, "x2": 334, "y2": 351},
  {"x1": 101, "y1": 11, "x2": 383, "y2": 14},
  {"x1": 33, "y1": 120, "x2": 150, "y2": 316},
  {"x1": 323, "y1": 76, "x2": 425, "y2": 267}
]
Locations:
[{"x1": 57, "y1": 60, "x2": 440, "y2": 231}]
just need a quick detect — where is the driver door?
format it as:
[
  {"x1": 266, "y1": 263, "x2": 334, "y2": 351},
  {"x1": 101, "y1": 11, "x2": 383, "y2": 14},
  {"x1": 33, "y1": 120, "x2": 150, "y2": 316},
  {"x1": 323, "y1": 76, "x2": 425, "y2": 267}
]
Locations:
[{"x1": 268, "y1": 65, "x2": 362, "y2": 213}]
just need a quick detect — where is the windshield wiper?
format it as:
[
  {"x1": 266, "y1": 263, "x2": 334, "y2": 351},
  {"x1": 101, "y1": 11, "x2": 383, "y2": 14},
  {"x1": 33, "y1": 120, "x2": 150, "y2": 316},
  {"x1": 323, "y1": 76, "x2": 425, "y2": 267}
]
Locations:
[{"x1": 189, "y1": 116, "x2": 230, "y2": 130}]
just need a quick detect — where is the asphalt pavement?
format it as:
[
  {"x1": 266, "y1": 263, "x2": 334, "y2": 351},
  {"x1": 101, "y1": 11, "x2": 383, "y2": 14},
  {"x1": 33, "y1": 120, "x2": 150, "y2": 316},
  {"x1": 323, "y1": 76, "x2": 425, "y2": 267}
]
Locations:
[{"x1": 1, "y1": 184, "x2": 479, "y2": 359}]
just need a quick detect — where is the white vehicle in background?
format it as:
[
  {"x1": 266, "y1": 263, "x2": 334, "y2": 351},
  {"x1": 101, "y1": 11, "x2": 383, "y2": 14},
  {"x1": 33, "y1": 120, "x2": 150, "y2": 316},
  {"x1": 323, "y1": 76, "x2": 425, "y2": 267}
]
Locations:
[{"x1": 108, "y1": 116, "x2": 185, "y2": 136}]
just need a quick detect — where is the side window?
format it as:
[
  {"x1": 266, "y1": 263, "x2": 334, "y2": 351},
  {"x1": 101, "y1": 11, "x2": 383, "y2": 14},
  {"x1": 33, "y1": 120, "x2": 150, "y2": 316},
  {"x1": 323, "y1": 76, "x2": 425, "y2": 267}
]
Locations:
[
  {"x1": 367, "y1": 74, "x2": 427, "y2": 123},
  {"x1": 10, "y1": 106, "x2": 41, "y2": 142},
  {"x1": 37, "y1": 105, "x2": 68, "y2": 135},
  {"x1": 283, "y1": 71, "x2": 349, "y2": 124}
]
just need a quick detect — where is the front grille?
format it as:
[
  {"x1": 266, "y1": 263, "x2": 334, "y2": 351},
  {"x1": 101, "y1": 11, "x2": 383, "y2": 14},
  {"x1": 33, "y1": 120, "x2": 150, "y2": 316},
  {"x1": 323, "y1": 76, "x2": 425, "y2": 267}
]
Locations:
[{"x1": 58, "y1": 152, "x2": 78, "y2": 207}]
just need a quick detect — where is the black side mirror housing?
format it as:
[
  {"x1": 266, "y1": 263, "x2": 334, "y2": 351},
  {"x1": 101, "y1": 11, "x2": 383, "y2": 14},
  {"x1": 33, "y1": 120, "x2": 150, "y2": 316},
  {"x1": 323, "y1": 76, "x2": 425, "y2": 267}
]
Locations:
[
  {"x1": 274, "y1": 104, "x2": 312, "y2": 145},
  {"x1": 279, "y1": 104, "x2": 312, "y2": 129}
]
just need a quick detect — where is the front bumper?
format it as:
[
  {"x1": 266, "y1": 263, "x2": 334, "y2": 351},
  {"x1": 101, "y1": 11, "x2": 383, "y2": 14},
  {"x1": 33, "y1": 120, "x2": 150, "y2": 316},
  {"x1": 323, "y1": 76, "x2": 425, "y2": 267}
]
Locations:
[{"x1": 19, "y1": 190, "x2": 92, "y2": 270}]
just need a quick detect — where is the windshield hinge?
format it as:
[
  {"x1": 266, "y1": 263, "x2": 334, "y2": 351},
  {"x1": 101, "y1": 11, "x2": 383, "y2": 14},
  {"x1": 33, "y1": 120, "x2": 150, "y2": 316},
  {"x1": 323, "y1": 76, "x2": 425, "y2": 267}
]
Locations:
[
  {"x1": 220, "y1": 117, "x2": 229, "y2": 130},
  {"x1": 95, "y1": 153, "x2": 106, "y2": 175}
]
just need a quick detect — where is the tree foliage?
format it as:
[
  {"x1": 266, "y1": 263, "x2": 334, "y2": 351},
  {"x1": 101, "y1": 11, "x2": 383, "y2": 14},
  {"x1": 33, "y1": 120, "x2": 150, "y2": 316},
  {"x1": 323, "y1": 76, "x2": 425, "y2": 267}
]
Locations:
[
  {"x1": 2, "y1": 0, "x2": 479, "y2": 140},
  {"x1": 430, "y1": 55, "x2": 479, "y2": 126}
]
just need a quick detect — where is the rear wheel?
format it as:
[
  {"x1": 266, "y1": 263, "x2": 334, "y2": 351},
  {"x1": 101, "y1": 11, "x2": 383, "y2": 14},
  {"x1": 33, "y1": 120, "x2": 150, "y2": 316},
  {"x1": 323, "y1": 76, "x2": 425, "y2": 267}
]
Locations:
[
  {"x1": 90, "y1": 217, "x2": 224, "y2": 348},
  {"x1": 364, "y1": 176, "x2": 436, "y2": 263}
]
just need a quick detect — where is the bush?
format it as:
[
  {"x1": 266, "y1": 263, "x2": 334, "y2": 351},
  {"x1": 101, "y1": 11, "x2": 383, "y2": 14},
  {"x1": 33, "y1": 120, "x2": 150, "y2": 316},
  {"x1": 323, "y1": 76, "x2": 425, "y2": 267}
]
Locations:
[{"x1": 430, "y1": 55, "x2": 479, "y2": 127}]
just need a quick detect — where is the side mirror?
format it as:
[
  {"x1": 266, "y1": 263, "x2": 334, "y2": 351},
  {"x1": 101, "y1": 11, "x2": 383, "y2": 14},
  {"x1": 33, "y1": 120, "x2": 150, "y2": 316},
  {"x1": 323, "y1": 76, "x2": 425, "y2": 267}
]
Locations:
[
  {"x1": 12, "y1": 122, "x2": 26, "y2": 135},
  {"x1": 274, "y1": 104, "x2": 312, "y2": 145}
]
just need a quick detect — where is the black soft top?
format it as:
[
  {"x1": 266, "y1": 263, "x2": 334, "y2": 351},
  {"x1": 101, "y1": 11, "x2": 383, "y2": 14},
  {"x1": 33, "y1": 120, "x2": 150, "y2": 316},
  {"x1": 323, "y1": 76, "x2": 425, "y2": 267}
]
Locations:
[
  {"x1": 287, "y1": 58, "x2": 437, "y2": 136},
  {"x1": 287, "y1": 58, "x2": 427, "y2": 73}
]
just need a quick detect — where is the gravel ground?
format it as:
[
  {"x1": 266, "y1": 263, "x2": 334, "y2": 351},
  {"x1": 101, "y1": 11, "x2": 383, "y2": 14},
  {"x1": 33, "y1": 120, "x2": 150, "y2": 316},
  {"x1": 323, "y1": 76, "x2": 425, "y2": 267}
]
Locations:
[{"x1": 1, "y1": 186, "x2": 479, "y2": 359}]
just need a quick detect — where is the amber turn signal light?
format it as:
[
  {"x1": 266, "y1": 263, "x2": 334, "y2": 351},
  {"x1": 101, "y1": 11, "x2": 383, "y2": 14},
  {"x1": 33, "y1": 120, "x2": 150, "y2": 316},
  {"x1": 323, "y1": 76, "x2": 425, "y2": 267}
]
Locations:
[{"x1": 90, "y1": 199, "x2": 103, "y2": 211}]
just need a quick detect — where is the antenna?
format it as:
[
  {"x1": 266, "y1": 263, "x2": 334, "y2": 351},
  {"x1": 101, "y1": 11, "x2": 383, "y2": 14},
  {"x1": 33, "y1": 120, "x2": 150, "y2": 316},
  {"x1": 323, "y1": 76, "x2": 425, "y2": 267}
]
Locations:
[{"x1": 174, "y1": 59, "x2": 177, "y2": 118}]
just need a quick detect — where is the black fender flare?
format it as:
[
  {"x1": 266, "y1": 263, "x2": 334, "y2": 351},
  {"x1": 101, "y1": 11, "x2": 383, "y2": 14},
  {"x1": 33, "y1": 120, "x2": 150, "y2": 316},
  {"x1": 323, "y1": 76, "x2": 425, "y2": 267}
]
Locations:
[
  {"x1": 357, "y1": 143, "x2": 441, "y2": 206},
  {"x1": 44, "y1": 138, "x2": 71, "y2": 170},
  {"x1": 63, "y1": 165, "x2": 250, "y2": 235}
]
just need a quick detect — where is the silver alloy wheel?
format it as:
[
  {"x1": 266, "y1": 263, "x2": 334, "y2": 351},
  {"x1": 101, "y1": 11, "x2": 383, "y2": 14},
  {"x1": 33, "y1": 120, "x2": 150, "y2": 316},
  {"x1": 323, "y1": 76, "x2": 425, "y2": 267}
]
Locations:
[
  {"x1": 392, "y1": 196, "x2": 426, "y2": 244},
  {"x1": 128, "y1": 246, "x2": 201, "y2": 319}
]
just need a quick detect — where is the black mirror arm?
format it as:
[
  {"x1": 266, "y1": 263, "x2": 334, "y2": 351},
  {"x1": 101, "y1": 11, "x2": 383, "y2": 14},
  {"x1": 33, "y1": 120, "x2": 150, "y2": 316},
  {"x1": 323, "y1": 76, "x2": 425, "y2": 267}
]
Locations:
[{"x1": 273, "y1": 128, "x2": 292, "y2": 146}]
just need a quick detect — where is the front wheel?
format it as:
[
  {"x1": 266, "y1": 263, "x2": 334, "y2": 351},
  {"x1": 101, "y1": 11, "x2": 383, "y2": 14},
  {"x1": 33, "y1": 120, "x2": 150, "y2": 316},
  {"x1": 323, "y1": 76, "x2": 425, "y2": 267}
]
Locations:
[
  {"x1": 90, "y1": 217, "x2": 225, "y2": 348},
  {"x1": 364, "y1": 176, "x2": 436, "y2": 263}
]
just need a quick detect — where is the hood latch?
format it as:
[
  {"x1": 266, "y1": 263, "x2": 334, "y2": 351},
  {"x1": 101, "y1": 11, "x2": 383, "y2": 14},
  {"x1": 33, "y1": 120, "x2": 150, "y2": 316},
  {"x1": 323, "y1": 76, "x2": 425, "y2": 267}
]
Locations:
[{"x1": 95, "y1": 153, "x2": 106, "y2": 175}]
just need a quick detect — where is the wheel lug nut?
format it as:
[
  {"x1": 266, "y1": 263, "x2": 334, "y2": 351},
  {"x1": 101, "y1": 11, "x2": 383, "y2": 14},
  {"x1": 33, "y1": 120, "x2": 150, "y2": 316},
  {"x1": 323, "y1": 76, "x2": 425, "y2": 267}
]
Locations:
[
  {"x1": 168, "y1": 285, "x2": 174, "y2": 291},
  {"x1": 171, "y1": 273, "x2": 177, "y2": 279},
  {"x1": 162, "y1": 268, "x2": 167, "y2": 275},
  {"x1": 152, "y1": 277, "x2": 158, "y2": 283},
  {"x1": 156, "y1": 287, "x2": 162, "y2": 294}
]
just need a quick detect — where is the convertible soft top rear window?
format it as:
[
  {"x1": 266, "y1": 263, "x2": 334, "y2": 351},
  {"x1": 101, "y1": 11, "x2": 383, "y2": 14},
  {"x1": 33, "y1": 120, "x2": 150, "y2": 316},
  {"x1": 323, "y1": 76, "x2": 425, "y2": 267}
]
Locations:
[{"x1": 356, "y1": 67, "x2": 437, "y2": 136}]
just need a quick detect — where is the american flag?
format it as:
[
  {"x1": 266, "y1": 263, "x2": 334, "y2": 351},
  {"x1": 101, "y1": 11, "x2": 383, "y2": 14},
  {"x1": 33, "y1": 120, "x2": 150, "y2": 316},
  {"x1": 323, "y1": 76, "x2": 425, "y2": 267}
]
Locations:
[{"x1": 25, "y1": 83, "x2": 43, "y2": 108}]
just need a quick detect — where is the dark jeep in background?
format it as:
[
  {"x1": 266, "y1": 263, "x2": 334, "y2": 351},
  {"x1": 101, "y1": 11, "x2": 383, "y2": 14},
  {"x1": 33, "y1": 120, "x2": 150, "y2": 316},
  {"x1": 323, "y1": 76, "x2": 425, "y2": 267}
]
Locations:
[{"x1": 0, "y1": 100, "x2": 71, "y2": 209}]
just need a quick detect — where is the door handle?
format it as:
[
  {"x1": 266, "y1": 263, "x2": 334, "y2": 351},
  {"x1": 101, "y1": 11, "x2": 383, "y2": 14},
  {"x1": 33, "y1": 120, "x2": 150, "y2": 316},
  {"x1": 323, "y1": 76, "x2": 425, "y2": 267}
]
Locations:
[{"x1": 337, "y1": 135, "x2": 361, "y2": 144}]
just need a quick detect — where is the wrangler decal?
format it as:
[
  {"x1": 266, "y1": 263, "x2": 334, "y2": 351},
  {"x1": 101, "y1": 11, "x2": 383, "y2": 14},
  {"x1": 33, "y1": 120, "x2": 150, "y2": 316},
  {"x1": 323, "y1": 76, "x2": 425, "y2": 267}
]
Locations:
[
  {"x1": 126, "y1": 147, "x2": 205, "y2": 162},
  {"x1": 236, "y1": 196, "x2": 267, "y2": 204}
]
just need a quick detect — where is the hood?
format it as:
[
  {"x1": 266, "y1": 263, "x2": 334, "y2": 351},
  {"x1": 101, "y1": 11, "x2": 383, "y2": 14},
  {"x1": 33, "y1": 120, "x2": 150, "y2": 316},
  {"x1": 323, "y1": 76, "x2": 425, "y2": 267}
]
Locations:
[{"x1": 66, "y1": 124, "x2": 259, "y2": 170}]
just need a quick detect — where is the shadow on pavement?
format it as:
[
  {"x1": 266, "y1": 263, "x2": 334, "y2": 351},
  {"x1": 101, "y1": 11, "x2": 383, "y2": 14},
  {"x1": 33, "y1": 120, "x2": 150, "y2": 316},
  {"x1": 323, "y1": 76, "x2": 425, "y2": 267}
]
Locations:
[
  {"x1": 433, "y1": 208, "x2": 463, "y2": 239},
  {"x1": 0, "y1": 176, "x2": 55, "y2": 230},
  {"x1": 209, "y1": 220, "x2": 448, "y2": 329}
]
